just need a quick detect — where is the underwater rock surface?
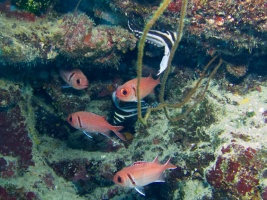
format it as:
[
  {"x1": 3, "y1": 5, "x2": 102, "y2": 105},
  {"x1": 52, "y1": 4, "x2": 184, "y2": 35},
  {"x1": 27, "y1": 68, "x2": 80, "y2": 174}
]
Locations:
[
  {"x1": 0, "y1": 11, "x2": 136, "y2": 67},
  {"x1": 1, "y1": 66, "x2": 267, "y2": 199},
  {"x1": 0, "y1": 0, "x2": 267, "y2": 200}
]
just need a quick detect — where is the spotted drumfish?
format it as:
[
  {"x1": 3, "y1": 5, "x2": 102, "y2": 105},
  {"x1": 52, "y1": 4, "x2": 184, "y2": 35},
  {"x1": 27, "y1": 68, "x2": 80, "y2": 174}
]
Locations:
[
  {"x1": 128, "y1": 20, "x2": 177, "y2": 75},
  {"x1": 111, "y1": 92, "x2": 149, "y2": 125}
]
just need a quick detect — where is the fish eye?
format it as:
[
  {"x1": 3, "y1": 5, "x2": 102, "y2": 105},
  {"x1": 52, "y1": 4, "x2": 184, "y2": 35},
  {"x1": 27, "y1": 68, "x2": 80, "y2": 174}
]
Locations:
[
  {"x1": 121, "y1": 89, "x2": 127, "y2": 96},
  {"x1": 76, "y1": 79, "x2": 81, "y2": 84},
  {"x1": 117, "y1": 176, "x2": 122, "y2": 183},
  {"x1": 69, "y1": 116, "x2": 72, "y2": 122}
]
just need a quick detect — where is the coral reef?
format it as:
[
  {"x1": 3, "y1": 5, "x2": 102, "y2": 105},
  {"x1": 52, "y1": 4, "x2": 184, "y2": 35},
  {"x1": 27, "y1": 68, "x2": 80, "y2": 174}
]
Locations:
[
  {"x1": 226, "y1": 63, "x2": 248, "y2": 78},
  {"x1": 12, "y1": 0, "x2": 53, "y2": 15},
  {"x1": 206, "y1": 143, "x2": 263, "y2": 199},
  {"x1": 0, "y1": 0, "x2": 267, "y2": 200},
  {"x1": 111, "y1": 0, "x2": 267, "y2": 70},
  {"x1": 1, "y1": 0, "x2": 266, "y2": 72},
  {"x1": 0, "y1": 185, "x2": 38, "y2": 200},
  {"x1": 58, "y1": 13, "x2": 137, "y2": 67},
  {"x1": 0, "y1": 47, "x2": 267, "y2": 200},
  {"x1": 0, "y1": 10, "x2": 136, "y2": 67},
  {"x1": 0, "y1": 81, "x2": 34, "y2": 175}
]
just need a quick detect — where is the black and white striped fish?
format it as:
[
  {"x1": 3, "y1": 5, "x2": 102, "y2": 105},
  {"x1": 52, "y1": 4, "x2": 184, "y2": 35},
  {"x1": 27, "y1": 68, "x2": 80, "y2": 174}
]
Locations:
[
  {"x1": 128, "y1": 21, "x2": 177, "y2": 75},
  {"x1": 111, "y1": 92, "x2": 149, "y2": 125}
]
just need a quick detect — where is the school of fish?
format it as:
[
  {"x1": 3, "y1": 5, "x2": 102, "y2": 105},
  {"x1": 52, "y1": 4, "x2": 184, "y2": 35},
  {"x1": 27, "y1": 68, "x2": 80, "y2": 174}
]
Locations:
[{"x1": 59, "y1": 22, "x2": 178, "y2": 196}]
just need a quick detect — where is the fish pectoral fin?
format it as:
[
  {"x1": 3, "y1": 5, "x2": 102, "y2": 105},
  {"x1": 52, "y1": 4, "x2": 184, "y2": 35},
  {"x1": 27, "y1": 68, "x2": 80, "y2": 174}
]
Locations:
[
  {"x1": 61, "y1": 85, "x2": 72, "y2": 88},
  {"x1": 83, "y1": 131, "x2": 93, "y2": 139},
  {"x1": 135, "y1": 187, "x2": 145, "y2": 196}
]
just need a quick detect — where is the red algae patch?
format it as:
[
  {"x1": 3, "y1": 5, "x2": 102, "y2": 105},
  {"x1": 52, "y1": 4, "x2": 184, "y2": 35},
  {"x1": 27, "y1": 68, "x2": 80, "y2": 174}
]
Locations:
[
  {"x1": 0, "y1": 106, "x2": 34, "y2": 175},
  {"x1": 206, "y1": 143, "x2": 262, "y2": 199}
]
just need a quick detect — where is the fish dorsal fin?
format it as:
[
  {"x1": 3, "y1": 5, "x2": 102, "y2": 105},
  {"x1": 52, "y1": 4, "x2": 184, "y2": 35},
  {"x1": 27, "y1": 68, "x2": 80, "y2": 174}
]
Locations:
[
  {"x1": 164, "y1": 157, "x2": 177, "y2": 169},
  {"x1": 132, "y1": 161, "x2": 147, "y2": 166},
  {"x1": 135, "y1": 187, "x2": 145, "y2": 196},
  {"x1": 153, "y1": 155, "x2": 160, "y2": 164}
]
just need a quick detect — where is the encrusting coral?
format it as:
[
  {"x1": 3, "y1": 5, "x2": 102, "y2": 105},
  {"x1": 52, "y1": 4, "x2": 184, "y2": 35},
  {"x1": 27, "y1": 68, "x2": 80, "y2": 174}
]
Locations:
[
  {"x1": 0, "y1": 9, "x2": 137, "y2": 67},
  {"x1": 135, "y1": 0, "x2": 223, "y2": 125},
  {"x1": 1, "y1": 0, "x2": 267, "y2": 200}
]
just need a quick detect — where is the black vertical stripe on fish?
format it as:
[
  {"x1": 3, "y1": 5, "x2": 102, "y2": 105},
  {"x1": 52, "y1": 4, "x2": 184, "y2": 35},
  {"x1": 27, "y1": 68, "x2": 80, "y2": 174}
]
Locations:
[
  {"x1": 111, "y1": 92, "x2": 149, "y2": 125},
  {"x1": 148, "y1": 30, "x2": 176, "y2": 50},
  {"x1": 128, "y1": 20, "x2": 176, "y2": 50},
  {"x1": 169, "y1": 31, "x2": 177, "y2": 44},
  {"x1": 127, "y1": 173, "x2": 136, "y2": 185},
  {"x1": 113, "y1": 110, "x2": 139, "y2": 125},
  {"x1": 128, "y1": 20, "x2": 165, "y2": 47},
  {"x1": 128, "y1": 20, "x2": 177, "y2": 75},
  {"x1": 68, "y1": 72, "x2": 76, "y2": 82},
  {"x1": 132, "y1": 86, "x2": 137, "y2": 98},
  {"x1": 128, "y1": 20, "x2": 143, "y2": 35},
  {"x1": 77, "y1": 116, "x2": 82, "y2": 128}
]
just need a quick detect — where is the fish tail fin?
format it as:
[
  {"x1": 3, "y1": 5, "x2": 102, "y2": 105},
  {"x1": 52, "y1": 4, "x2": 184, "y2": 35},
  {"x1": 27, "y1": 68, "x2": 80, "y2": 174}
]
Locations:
[
  {"x1": 112, "y1": 126, "x2": 127, "y2": 141},
  {"x1": 164, "y1": 157, "x2": 177, "y2": 169},
  {"x1": 156, "y1": 76, "x2": 161, "y2": 84}
]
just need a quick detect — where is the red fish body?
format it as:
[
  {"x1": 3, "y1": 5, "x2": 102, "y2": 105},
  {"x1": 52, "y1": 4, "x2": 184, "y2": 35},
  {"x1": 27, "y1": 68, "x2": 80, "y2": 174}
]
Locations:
[
  {"x1": 59, "y1": 69, "x2": 88, "y2": 90},
  {"x1": 116, "y1": 75, "x2": 160, "y2": 102},
  {"x1": 113, "y1": 156, "x2": 176, "y2": 195},
  {"x1": 67, "y1": 111, "x2": 126, "y2": 141}
]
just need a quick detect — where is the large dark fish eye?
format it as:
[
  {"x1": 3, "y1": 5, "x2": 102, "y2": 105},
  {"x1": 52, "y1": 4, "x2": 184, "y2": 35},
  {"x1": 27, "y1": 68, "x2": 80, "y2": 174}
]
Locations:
[
  {"x1": 69, "y1": 116, "x2": 72, "y2": 122},
  {"x1": 121, "y1": 89, "x2": 127, "y2": 96},
  {"x1": 76, "y1": 79, "x2": 81, "y2": 84},
  {"x1": 117, "y1": 176, "x2": 122, "y2": 183}
]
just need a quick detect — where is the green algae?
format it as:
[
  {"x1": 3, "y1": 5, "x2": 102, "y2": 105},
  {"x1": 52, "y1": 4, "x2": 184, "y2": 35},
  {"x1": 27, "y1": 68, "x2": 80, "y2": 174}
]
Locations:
[
  {"x1": 13, "y1": 0, "x2": 53, "y2": 15},
  {"x1": 1, "y1": 0, "x2": 267, "y2": 199},
  {"x1": 0, "y1": 12, "x2": 136, "y2": 67}
]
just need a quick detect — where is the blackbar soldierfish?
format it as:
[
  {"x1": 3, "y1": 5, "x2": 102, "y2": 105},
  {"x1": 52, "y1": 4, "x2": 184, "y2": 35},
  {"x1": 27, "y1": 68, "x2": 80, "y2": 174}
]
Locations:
[
  {"x1": 67, "y1": 111, "x2": 126, "y2": 141},
  {"x1": 59, "y1": 69, "x2": 88, "y2": 90},
  {"x1": 116, "y1": 75, "x2": 160, "y2": 102},
  {"x1": 113, "y1": 156, "x2": 176, "y2": 195}
]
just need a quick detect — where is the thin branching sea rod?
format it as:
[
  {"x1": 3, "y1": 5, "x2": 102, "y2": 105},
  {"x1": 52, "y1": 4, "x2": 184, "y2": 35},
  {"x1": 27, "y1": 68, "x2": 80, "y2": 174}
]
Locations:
[{"x1": 136, "y1": 0, "x2": 223, "y2": 124}]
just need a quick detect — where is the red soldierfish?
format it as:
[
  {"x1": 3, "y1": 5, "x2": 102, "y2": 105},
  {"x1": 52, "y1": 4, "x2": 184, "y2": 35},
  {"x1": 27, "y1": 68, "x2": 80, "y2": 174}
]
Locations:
[
  {"x1": 67, "y1": 111, "x2": 126, "y2": 141},
  {"x1": 116, "y1": 75, "x2": 160, "y2": 102},
  {"x1": 113, "y1": 156, "x2": 177, "y2": 196},
  {"x1": 59, "y1": 69, "x2": 88, "y2": 90}
]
